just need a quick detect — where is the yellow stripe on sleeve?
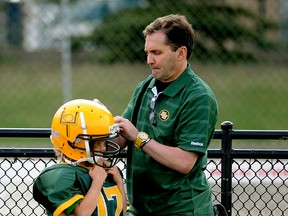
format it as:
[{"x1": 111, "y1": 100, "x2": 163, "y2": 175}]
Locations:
[{"x1": 53, "y1": 194, "x2": 84, "y2": 216}]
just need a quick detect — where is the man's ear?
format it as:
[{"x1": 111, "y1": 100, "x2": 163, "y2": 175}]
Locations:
[{"x1": 177, "y1": 46, "x2": 187, "y2": 61}]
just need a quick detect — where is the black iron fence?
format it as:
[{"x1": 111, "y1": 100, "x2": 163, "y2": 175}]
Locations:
[{"x1": 1, "y1": 121, "x2": 288, "y2": 216}]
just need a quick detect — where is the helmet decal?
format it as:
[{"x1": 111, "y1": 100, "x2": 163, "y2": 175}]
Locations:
[{"x1": 61, "y1": 113, "x2": 77, "y2": 124}]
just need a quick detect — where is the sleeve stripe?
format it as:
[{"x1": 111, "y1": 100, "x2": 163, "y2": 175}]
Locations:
[{"x1": 53, "y1": 194, "x2": 84, "y2": 216}]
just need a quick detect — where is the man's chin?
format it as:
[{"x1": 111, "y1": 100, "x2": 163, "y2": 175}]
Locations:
[{"x1": 151, "y1": 70, "x2": 160, "y2": 78}]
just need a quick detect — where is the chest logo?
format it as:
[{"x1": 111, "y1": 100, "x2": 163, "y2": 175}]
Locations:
[{"x1": 159, "y1": 109, "x2": 170, "y2": 121}]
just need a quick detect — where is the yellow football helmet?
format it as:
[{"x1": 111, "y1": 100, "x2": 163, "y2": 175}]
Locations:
[{"x1": 51, "y1": 99, "x2": 120, "y2": 167}]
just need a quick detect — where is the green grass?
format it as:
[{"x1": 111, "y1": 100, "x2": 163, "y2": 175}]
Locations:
[
  {"x1": 193, "y1": 63, "x2": 288, "y2": 130},
  {"x1": 0, "y1": 60, "x2": 287, "y2": 147}
]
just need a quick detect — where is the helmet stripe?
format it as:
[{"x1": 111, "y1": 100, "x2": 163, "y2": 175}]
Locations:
[{"x1": 79, "y1": 112, "x2": 90, "y2": 158}]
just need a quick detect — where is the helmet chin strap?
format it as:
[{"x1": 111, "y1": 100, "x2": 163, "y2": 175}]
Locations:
[{"x1": 63, "y1": 156, "x2": 95, "y2": 166}]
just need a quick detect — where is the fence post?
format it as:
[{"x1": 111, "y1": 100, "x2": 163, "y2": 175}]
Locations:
[{"x1": 221, "y1": 121, "x2": 233, "y2": 216}]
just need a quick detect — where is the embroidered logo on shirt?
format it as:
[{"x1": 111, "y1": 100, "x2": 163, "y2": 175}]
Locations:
[
  {"x1": 191, "y1": 141, "x2": 203, "y2": 147},
  {"x1": 159, "y1": 109, "x2": 170, "y2": 121}
]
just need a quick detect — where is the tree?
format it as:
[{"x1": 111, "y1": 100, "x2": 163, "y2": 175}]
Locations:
[{"x1": 72, "y1": 1, "x2": 277, "y2": 63}]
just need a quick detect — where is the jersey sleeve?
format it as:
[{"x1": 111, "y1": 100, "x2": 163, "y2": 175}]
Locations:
[{"x1": 33, "y1": 165, "x2": 83, "y2": 215}]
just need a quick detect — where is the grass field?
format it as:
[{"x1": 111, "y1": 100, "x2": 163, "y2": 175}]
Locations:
[{"x1": 0, "y1": 59, "x2": 287, "y2": 148}]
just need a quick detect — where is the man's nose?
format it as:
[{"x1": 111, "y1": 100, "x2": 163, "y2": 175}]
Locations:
[{"x1": 147, "y1": 54, "x2": 154, "y2": 64}]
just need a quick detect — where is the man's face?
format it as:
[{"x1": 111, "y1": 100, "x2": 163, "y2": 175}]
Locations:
[{"x1": 144, "y1": 31, "x2": 180, "y2": 82}]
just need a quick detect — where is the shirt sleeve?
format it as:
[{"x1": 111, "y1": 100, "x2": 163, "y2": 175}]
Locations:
[
  {"x1": 176, "y1": 89, "x2": 218, "y2": 155},
  {"x1": 122, "y1": 82, "x2": 143, "y2": 120}
]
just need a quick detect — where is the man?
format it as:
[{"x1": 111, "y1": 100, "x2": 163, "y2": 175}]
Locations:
[{"x1": 115, "y1": 14, "x2": 218, "y2": 215}]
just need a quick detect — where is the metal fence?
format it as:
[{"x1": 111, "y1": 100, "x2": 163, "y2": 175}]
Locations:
[{"x1": 1, "y1": 121, "x2": 288, "y2": 216}]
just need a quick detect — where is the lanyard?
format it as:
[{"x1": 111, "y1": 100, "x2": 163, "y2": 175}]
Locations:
[{"x1": 151, "y1": 86, "x2": 162, "y2": 100}]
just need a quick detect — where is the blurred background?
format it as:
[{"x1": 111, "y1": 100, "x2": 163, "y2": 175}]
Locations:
[{"x1": 0, "y1": 0, "x2": 287, "y2": 147}]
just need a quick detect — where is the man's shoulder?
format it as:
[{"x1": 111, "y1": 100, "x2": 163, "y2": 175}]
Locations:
[
  {"x1": 136, "y1": 75, "x2": 153, "y2": 89},
  {"x1": 184, "y1": 69, "x2": 214, "y2": 94},
  {"x1": 130, "y1": 75, "x2": 154, "y2": 99}
]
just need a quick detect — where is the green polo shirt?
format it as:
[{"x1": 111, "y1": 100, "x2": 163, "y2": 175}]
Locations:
[{"x1": 122, "y1": 65, "x2": 218, "y2": 215}]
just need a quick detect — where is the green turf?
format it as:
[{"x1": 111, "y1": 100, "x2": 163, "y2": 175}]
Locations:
[{"x1": 0, "y1": 61, "x2": 287, "y2": 147}]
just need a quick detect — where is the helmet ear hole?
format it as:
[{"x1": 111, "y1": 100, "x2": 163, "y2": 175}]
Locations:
[{"x1": 51, "y1": 99, "x2": 120, "y2": 164}]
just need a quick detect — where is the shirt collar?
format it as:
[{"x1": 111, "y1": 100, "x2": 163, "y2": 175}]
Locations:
[{"x1": 148, "y1": 63, "x2": 193, "y2": 97}]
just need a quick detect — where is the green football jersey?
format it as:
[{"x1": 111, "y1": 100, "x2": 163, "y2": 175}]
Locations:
[{"x1": 33, "y1": 163, "x2": 124, "y2": 216}]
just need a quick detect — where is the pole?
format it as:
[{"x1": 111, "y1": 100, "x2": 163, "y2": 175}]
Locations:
[
  {"x1": 61, "y1": 0, "x2": 72, "y2": 103},
  {"x1": 221, "y1": 121, "x2": 233, "y2": 216}
]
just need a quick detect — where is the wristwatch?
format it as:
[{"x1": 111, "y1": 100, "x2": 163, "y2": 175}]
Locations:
[{"x1": 134, "y1": 132, "x2": 151, "y2": 149}]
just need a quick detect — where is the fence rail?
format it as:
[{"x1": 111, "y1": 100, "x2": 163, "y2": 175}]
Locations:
[{"x1": 1, "y1": 121, "x2": 288, "y2": 216}]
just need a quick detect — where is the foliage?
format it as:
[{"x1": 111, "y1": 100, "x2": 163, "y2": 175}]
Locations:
[{"x1": 72, "y1": 2, "x2": 277, "y2": 63}]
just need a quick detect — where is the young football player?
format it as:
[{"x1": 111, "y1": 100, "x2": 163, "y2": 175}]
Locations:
[{"x1": 33, "y1": 99, "x2": 127, "y2": 216}]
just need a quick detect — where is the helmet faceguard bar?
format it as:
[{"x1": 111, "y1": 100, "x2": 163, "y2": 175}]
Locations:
[
  {"x1": 67, "y1": 132, "x2": 119, "y2": 150},
  {"x1": 67, "y1": 136, "x2": 121, "y2": 168},
  {"x1": 76, "y1": 132, "x2": 118, "y2": 141},
  {"x1": 90, "y1": 140, "x2": 121, "y2": 157},
  {"x1": 91, "y1": 140, "x2": 121, "y2": 168}
]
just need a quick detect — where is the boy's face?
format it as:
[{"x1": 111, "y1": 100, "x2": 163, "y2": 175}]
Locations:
[
  {"x1": 93, "y1": 140, "x2": 106, "y2": 154},
  {"x1": 90, "y1": 139, "x2": 120, "y2": 167}
]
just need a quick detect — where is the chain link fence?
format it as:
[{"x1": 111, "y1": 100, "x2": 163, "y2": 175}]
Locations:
[
  {"x1": 1, "y1": 156, "x2": 287, "y2": 215},
  {"x1": 1, "y1": 125, "x2": 288, "y2": 215},
  {"x1": 231, "y1": 159, "x2": 288, "y2": 215},
  {"x1": 0, "y1": 0, "x2": 287, "y2": 134},
  {"x1": 0, "y1": 157, "x2": 127, "y2": 216}
]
